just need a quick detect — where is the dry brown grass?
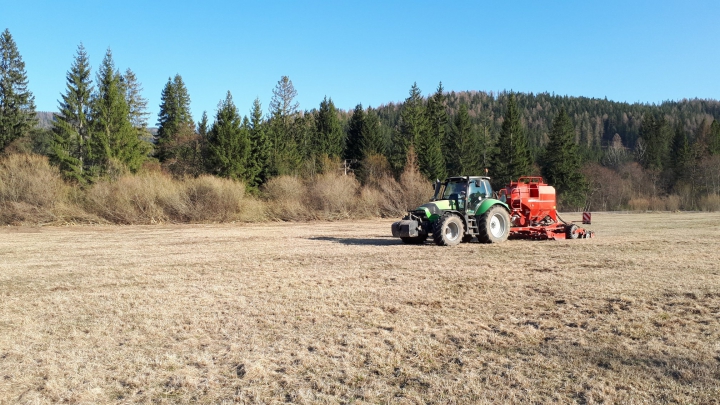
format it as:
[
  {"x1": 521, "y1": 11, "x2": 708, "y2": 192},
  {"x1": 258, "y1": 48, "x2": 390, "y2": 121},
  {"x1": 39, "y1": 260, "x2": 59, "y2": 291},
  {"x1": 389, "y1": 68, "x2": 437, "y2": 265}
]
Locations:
[{"x1": 1, "y1": 213, "x2": 719, "y2": 404}]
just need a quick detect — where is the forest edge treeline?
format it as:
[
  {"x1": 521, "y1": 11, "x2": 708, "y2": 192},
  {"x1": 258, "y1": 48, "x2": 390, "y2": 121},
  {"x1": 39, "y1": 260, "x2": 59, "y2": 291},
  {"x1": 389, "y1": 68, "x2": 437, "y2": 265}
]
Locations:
[{"x1": 2, "y1": 30, "x2": 720, "y2": 225}]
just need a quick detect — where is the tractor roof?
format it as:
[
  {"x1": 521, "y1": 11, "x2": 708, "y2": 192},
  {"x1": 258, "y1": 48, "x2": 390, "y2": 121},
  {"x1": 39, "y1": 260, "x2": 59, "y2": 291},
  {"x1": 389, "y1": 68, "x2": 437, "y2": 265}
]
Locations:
[{"x1": 445, "y1": 176, "x2": 491, "y2": 182}]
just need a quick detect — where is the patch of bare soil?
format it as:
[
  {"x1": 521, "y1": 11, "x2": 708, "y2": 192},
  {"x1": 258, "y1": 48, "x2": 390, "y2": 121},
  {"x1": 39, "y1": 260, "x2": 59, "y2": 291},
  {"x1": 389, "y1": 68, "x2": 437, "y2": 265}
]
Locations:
[{"x1": 1, "y1": 213, "x2": 719, "y2": 403}]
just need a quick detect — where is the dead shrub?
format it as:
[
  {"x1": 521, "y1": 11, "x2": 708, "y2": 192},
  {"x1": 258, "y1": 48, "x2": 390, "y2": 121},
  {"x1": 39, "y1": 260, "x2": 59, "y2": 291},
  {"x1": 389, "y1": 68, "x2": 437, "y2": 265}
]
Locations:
[
  {"x1": 582, "y1": 163, "x2": 632, "y2": 211},
  {"x1": 356, "y1": 186, "x2": 384, "y2": 218},
  {"x1": 85, "y1": 172, "x2": 175, "y2": 224},
  {"x1": 376, "y1": 175, "x2": 407, "y2": 217},
  {"x1": 262, "y1": 175, "x2": 308, "y2": 221},
  {"x1": 306, "y1": 172, "x2": 359, "y2": 219},
  {"x1": 0, "y1": 154, "x2": 68, "y2": 224},
  {"x1": 698, "y1": 194, "x2": 720, "y2": 212},
  {"x1": 628, "y1": 197, "x2": 650, "y2": 212},
  {"x1": 358, "y1": 154, "x2": 392, "y2": 186},
  {"x1": 649, "y1": 197, "x2": 666, "y2": 212},
  {"x1": 664, "y1": 195, "x2": 681, "y2": 211},
  {"x1": 179, "y1": 175, "x2": 248, "y2": 222},
  {"x1": 85, "y1": 173, "x2": 259, "y2": 224},
  {"x1": 398, "y1": 147, "x2": 433, "y2": 211}
]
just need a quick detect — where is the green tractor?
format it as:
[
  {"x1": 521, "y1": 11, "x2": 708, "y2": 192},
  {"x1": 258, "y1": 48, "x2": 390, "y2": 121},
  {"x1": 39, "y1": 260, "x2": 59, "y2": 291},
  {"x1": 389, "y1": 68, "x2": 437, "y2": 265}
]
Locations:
[{"x1": 391, "y1": 176, "x2": 510, "y2": 246}]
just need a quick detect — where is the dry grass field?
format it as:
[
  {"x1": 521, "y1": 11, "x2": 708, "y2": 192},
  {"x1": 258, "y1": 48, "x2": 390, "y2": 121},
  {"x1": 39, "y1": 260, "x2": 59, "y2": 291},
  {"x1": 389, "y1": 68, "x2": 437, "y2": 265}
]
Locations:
[{"x1": 1, "y1": 213, "x2": 719, "y2": 404}]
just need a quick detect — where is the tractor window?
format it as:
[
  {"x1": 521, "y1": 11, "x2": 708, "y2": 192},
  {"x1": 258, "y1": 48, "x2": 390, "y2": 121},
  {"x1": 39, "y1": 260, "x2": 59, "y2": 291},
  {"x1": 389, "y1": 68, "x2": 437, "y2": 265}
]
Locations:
[
  {"x1": 468, "y1": 180, "x2": 488, "y2": 211},
  {"x1": 483, "y1": 180, "x2": 493, "y2": 196},
  {"x1": 442, "y1": 181, "x2": 466, "y2": 199}
]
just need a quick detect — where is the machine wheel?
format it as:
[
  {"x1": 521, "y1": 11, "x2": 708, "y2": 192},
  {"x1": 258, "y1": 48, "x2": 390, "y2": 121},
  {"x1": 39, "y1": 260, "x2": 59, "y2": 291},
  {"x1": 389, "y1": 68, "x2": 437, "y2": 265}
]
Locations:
[
  {"x1": 433, "y1": 215, "x2": 464, "y2": 246},
  {"x1": 477, "y1": 205, "x2": 510, "y2": 244},
  {"x1": 566, "y1": 224, "x2": 579, "y2": 239},
  {"x1": 401, "y1": 234, "x2": 428, "y2": 244},
  {"x1": 461, "y1": 235, "x2": 475, "y2": 243}
]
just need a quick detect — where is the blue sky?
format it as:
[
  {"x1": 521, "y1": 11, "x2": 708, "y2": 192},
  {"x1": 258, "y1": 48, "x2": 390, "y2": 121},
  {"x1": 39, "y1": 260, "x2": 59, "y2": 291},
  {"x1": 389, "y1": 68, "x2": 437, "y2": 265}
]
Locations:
[{"x1": 2, "y1": 0, "x2": 718, "y2": 124}]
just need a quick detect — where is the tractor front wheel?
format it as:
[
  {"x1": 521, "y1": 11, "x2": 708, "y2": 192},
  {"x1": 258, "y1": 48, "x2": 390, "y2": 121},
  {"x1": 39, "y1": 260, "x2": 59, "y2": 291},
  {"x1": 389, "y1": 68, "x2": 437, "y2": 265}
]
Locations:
[
  {"x1": 433, "y1": 215, "x2": 464, "y2": 246},
  {"x1": 477, "y1": 206, "x2": 510, "y2": 244}
]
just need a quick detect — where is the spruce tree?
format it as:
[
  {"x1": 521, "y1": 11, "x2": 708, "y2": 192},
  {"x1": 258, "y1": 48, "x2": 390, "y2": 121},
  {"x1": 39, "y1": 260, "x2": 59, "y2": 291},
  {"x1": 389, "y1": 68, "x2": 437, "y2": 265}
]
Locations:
[
  {"x1": 294, "y1": 109, "x2": 316, "y2": 162},
  {"x1": 51, "y1": 43, "x2": 93, "y2": 182},
  {"x1": 0, "y1": 29, "x2": 37, "y2": 152},
  {"x1": 247, "y1": 98, "x2": 271, "y2": 188},
  {"x1": 197, "y1": 110, "x2": 210, "y2": 170},
  {"x1": 392, "y1": 82, "x2": 427, "y2": 173},
  {"x1": 123, "y1": 68, "x2": 149, "y2": 129},
  {"x1": 315, "y1": 96, "x2": 344, "y2": 158},
  {"x1": 639, "y1": 113, "x2": 671, "y2": 170},
  {"x1": 670, "y1": 122, "x2": 691, "y2": 183},
  {"x1": 89, "y1": 49, "x2": 147, "y2": 173},
  {"x1": 345, "y1": 104, "x2": 364, "y2": 161},
  {"x1": 709, "y1": 119, "x2": 720, "y2": 156},
  {"x1": 360, "y1": 107, "x2": 385, "y2": 158},
  {"x1": 447, "y1": 103, "x2": 481, "y2": 176},
  {"x1": 489, "y1": 93, "x2": 531, "y2": 188},
  {"x1": 541, "y1": 107, "x2": 586, "y2": 208},
  {"x1": 267, "y1": 76, "x2": 300, "y2": 175},
  {"x1": 156, "y1": 74, "x2": 193, "y2": 161},
  {"x1": 207, "y1": 91, "x2": 250, "y2": 180},
  {"x1": 418, "y1": 82, "x2": 447, "y2": 180}
]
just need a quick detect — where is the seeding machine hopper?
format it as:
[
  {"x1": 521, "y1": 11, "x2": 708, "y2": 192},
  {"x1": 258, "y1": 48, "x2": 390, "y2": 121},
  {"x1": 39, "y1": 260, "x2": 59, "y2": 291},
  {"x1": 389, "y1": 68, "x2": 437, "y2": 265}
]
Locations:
[{"x1": 501, "y1": 177, "x2": 594, "y2": 240}]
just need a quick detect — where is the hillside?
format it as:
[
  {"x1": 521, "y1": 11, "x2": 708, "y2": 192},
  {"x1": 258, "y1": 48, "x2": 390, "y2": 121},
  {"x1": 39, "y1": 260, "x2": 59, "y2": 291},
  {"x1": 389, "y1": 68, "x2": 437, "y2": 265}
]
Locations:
[{"x1": 374, "y1": 91, "x2": 720, "y2": 156}]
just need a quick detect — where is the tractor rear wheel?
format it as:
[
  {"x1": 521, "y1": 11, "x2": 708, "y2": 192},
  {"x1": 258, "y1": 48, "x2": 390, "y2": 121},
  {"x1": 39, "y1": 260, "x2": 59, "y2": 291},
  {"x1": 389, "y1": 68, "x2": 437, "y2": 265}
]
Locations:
[
  {"x1": 401, "y1": 234, "x2": 428, "y2": 244},
  {"x1": 433, "y1": 215, "x2": 464, "y2": 246},
  {"x1": 477, "y1": 205, "x2": 510, "y2": 244}
]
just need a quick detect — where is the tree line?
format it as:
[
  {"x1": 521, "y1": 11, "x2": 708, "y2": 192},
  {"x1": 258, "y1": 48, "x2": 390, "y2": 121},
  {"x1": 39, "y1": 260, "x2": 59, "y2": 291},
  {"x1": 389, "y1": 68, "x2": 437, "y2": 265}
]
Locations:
[{"x1": 2, "y1": 28, "x2": 720, "y2": 210}]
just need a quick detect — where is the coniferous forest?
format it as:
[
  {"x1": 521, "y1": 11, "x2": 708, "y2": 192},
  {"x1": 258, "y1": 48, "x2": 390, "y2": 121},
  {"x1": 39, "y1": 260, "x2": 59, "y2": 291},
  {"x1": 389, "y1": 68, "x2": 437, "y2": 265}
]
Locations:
[{"x1": 2, "y1": 29, "x2": 720, "y2": 224}]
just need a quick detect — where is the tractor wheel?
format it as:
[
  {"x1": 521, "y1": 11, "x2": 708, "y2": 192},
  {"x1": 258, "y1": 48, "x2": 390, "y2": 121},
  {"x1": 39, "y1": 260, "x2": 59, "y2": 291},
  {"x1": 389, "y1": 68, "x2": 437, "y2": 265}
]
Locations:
[
  {"x1": 477, "y1": 205, "x2": 510, "y2": 244},
  {"x1": 401, "y1": 234, "x2": 428, "y2": 244},
  {"x1": 566, "y1": 224, "x2": 579, "y2": 239},
  {"x1": 433, "y1": 215, "x2": 464, "y2": 246},
  {"x1": 461, "y1": 235, "x2": 475, "y2": 243}
]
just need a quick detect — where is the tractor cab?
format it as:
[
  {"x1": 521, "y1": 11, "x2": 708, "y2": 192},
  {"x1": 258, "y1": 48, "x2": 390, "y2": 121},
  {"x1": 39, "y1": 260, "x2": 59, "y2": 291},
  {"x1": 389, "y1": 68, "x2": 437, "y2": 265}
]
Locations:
[{"x1": 432, "y1": 176, "x2": 493, "y2": 213}]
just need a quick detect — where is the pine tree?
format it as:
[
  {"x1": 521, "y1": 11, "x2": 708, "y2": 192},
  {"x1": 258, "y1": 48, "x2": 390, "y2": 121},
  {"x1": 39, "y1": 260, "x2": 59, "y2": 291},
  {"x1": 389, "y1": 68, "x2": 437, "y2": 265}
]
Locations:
[
  {"x1": 89, "y1": 49, "x2": 147, "y2": 173},
  {"x1": 447, "y1": 103, "x2": 481, "y2": 176},
  {"x1": 267, "y1": 75, "x2": 300, "y2": 175},
  {"x1": 360, "y1": 107, "x2": 385, "y2": 158},
  {"x1": 51, "y1": 43, "x2": 93, "y2": 182},
  {"x1": 490, "y1": 93, "x2": 531, "y2": 187},
  {"x1": 315, "y1": 96, "x2": 344, "y2": 158},
  {"x1": 541, "y1": 108, "x2": 586, "y2": 208},
  {"x1": 418, "y1": 82, "x2": 447, "y2": 180},
  {"x1": 392, "y1": 82, "x2": 427, "y2": 173},
  {"x1": 345, "y1": 104, "x2": 365, "y2": 161},
  {"x1": 247, "y1": 98, "x2": 271, "y2": 188},
  {"x1": 156, "y1": 74, "x2": 193, "y2": 161},
  {"x1": 0, "y1": 29, "x2": 37, "y2": 152},
  {"x1": 207, "y1": 91, "x2": 250, "y2": 180}
]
